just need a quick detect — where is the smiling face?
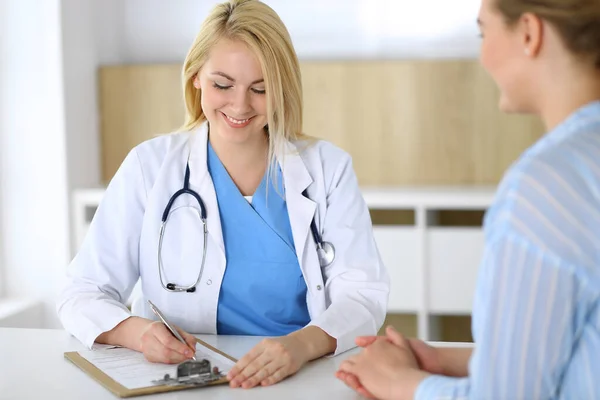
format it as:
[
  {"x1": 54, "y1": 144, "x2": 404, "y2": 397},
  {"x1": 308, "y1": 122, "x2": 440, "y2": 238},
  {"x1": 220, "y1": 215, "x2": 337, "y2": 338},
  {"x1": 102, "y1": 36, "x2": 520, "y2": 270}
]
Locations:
[{"x1": 194, "y1": 38, "x2": 268, "y2": 145}]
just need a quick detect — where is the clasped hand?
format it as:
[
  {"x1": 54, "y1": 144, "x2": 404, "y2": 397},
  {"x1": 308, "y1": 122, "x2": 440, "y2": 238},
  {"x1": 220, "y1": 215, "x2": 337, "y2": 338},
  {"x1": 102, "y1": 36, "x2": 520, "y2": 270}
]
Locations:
[{"x1": 336, "y1": 326, "x2": 433, "y2": 400}]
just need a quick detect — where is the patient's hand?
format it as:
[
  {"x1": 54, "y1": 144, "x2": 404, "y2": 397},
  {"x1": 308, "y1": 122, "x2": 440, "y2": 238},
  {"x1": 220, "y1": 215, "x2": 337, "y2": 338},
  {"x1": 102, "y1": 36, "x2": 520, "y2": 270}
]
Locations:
[
  {"x1": 336, "y1": 326, "x2": 430, "y2": 400},
  {"x1": 355, "y1": 327, "x2": 444, "y2": 375}
]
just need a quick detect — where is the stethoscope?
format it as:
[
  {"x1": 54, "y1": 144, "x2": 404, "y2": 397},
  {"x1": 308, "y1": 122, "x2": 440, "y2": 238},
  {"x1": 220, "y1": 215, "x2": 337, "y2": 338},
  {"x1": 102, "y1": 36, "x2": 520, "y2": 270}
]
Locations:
[{"x1": 158, "y1": 163, "x2": 335, "y2": 293}]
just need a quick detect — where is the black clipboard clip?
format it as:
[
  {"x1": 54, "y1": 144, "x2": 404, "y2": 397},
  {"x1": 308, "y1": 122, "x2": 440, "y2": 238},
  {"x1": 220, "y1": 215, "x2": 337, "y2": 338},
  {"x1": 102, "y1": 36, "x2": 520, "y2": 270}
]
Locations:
[{"x1": 152, "y1": 359, "x2": 225, "y2": 387}]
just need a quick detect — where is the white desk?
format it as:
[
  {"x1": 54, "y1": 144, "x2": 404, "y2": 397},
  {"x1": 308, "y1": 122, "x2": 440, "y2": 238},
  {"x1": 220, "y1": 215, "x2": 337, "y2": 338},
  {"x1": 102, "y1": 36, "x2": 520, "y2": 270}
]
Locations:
[
  {"x1": 0, "y1": 328, "x2": 359, "y2": 400},
  {"x1": 0, "y1": 328, "x2": 473, "y2": 400}
]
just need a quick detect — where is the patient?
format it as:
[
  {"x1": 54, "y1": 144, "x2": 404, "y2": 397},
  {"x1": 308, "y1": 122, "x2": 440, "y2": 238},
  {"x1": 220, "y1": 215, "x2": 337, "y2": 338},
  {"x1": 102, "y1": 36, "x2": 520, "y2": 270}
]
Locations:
[{"x1": 336, "y1": 0, "x2": 600, "y2": 398}]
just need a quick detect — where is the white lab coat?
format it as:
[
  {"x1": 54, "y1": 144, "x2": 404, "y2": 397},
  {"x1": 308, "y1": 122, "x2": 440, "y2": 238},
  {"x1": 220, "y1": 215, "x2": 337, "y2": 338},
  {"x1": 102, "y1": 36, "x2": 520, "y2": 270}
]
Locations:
[{"x1": 57, "y1": 123, "x2": 390, "y2": 355}]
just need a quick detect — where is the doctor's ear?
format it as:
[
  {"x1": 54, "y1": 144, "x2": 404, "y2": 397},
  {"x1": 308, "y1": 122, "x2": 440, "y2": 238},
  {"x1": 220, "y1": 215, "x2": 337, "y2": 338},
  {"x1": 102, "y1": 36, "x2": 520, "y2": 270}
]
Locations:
[{"x1": 193, "y1": 74, "x2": 201, "y2": 89}]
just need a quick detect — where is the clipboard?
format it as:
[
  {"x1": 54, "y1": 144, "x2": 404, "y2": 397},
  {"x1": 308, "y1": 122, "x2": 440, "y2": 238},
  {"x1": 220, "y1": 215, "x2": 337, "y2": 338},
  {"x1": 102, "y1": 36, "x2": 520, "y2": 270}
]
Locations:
[{"x1": 64, "y1": 338, "x2": 237, "y2": 398}]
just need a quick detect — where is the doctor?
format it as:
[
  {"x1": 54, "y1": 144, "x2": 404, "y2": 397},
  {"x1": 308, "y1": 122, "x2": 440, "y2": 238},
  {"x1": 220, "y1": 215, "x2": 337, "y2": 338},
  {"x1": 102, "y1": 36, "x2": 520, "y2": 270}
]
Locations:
[{"x1": 57, "y1": 0, "x2": 389, "y2": 389}]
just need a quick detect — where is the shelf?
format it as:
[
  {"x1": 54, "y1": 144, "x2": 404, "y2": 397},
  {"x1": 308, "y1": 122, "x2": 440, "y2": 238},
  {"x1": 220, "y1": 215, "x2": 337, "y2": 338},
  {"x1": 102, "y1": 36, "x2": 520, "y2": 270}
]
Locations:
[{"x1": 361, "y1": 186, "x2": 496, "y2": 209}]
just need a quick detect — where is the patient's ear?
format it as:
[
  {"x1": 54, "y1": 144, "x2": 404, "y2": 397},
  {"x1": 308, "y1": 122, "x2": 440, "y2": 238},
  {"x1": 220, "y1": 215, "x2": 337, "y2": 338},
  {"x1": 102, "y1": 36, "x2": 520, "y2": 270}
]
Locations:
[{"x1": 519, "y1": 12, "x2": 544, "y2": 58}]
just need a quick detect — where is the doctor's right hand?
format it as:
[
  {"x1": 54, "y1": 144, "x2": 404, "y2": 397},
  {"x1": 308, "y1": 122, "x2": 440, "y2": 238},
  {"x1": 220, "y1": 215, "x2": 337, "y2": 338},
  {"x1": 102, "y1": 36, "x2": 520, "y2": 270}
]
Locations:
[
  {"x1": 139, "y1": 320, "x2": 198, "y2": 364},
  {"x1": 96, "y1": 316, "x2": 197, "y2": 364}
]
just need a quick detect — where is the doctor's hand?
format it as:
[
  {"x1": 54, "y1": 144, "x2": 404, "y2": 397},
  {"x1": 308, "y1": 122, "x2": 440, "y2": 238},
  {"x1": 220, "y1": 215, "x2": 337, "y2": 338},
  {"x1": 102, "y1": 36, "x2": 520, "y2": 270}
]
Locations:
[
  {"x1": 227, "y1": 335, "x2": 309, "y2": 389},
  {"x1": 139, "y1": 320, "x2": 198, "y2": 364}
]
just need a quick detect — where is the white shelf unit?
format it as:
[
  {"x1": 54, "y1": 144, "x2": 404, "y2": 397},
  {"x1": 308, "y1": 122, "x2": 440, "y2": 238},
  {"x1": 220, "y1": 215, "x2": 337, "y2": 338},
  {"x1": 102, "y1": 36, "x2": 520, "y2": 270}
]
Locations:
[
  {"x1": 72, "y1": 186, "x2": 496, "y2": 341},
  {"x1": 363, "y1": 186, "x2": 495, "y2": 340}
]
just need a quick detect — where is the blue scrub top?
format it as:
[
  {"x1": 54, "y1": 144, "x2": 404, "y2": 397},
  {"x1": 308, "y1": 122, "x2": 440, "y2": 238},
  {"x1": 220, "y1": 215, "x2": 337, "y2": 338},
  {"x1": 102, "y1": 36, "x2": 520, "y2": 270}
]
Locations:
[{"x1": 207, "y1": 142, "x2": 311, "y2": 336}]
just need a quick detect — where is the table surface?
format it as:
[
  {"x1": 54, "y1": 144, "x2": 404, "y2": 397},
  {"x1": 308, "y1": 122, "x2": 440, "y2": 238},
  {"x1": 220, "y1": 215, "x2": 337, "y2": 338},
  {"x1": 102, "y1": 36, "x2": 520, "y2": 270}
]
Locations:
[{"x1": 0, "y1": 328, "x2": 473, "y2": 400}]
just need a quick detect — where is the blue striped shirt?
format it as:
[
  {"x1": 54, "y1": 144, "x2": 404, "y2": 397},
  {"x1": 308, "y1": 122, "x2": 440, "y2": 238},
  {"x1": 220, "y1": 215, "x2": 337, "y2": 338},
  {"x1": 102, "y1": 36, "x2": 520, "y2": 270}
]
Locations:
[{"x1": 416, "y1": 101, "x2": 600, "y2": 400}]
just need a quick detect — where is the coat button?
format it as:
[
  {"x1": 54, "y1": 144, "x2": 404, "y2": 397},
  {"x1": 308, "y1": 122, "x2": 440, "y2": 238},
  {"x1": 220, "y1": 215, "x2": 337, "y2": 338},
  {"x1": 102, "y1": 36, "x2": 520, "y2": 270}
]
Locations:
[
  {"x1": 206, "y1": 279, "x2": 212, "y2": 286},
  {"x1": 316, "y1": 285, "x2": 322, "y2": 291}
]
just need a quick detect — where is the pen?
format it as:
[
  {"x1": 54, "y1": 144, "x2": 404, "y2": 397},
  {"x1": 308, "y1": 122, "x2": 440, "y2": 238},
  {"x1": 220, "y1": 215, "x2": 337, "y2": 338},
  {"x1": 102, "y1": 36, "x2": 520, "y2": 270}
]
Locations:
[{"x1": 147, "y1": 300, "x2": 197, "y2": 361}]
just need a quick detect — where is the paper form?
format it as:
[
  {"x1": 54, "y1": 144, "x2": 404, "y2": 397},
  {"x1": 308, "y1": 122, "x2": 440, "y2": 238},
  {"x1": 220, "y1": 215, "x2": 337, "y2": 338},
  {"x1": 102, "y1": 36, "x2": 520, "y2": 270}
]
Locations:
[
  {"x1": 90, "y1": 343, "x2": 121, "y2": 350},
  {"x1": 77, "y1": 342, "x2": 235, "y2": 390}
]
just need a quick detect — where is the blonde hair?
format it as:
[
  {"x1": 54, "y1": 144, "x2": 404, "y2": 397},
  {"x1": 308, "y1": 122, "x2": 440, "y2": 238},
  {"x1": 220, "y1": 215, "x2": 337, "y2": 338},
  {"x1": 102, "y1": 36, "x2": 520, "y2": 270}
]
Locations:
[
  {"x1": 181, "y1": 0, "x2": 307, "y2": 180},
  {"x1": 495, "y1": 0, "x2": 600, "y2": 68}
]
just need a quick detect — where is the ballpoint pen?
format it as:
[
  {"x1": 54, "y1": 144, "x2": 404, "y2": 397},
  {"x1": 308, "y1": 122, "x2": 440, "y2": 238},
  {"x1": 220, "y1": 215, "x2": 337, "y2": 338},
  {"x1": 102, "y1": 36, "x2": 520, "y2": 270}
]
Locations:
[{"x1": 147, "y1": 300, "x2": 197, "y2": 361}]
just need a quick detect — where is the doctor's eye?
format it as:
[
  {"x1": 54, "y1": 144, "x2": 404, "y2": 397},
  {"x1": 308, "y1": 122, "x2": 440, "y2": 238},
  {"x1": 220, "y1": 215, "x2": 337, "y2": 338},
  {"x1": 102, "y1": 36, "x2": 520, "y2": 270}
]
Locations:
[
  {"x1": 213, "y1": 82, "x2": 232, "y2": 90},
  {"x1": 251, "y1": 88, "x2": 266, "y2": 95}
]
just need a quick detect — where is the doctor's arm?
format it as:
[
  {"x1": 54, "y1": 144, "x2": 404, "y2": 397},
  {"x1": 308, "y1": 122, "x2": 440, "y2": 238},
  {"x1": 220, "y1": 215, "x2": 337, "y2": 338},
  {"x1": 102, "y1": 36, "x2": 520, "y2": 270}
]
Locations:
[
  {"x1": 308, "y1": 153, "x2": 390, "y2": 355},
  {"x1": 56, "y1": 149, "x2": 144, "y2": 347},
  {"x1": 56, "y1": 149, "x2": 195, "y2": 362},
  {"x1": 277, "y1": 152, "x2": 392, "y2": 360}
]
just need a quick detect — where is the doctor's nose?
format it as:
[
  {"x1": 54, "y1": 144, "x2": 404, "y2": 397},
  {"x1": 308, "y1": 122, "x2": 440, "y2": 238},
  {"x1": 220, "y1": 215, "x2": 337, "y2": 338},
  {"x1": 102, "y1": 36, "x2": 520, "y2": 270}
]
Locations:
[{"x1": 229, "y1": 89, "x2": 252, "y2": 115}]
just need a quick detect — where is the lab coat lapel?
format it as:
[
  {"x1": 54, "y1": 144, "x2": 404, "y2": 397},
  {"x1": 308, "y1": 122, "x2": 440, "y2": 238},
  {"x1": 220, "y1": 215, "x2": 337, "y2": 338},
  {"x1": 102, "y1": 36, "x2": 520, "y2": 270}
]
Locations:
[
  {"x1": 187, "y1": 123, "x2": 226, "y2": 261},
  {"x1": 279, "y1": 141, "x2": 315, "y2": 269}
]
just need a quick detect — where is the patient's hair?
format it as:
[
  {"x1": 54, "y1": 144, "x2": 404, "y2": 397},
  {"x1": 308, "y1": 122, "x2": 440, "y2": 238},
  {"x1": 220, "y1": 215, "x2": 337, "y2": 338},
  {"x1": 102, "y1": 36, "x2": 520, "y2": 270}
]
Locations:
[{"x1": 495, "y1": 0, "x2": 600, "y2": 68}]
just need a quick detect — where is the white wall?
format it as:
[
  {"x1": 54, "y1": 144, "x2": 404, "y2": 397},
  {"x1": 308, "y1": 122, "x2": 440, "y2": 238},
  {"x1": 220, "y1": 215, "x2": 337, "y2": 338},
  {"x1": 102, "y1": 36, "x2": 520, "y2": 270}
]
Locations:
[
  {"x1": 0, "y1": 0, "x2": 70, "y2": 328},
  {"x1": 92, "y1": 0, "x2": 127, "y2": 65},
  {"x1": 0, "y1": 299, "x2": 44, "y2": 328},
  {"x1": 0, "y1": 0, "x2": 8, "y2": 299},
  {"x1": 61, "y1": 0, "x2": 102, "y2": 253},
  {"x1": 94, "y1": 0, "x2": 482, "y2": 65}
]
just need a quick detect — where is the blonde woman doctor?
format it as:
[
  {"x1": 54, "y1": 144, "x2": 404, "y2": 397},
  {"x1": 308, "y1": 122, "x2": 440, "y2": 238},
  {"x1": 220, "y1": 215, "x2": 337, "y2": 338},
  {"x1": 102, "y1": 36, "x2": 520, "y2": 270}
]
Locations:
[{"x1": 57, "y1": 0, "x2": 389, "y2": 390}]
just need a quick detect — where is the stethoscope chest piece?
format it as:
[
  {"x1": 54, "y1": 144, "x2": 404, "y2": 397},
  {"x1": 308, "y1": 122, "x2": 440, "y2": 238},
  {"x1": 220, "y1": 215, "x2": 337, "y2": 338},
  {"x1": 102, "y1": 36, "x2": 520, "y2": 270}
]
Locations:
[{"x1": 317, "y1": 241, "x2": 335, "y2": 267}]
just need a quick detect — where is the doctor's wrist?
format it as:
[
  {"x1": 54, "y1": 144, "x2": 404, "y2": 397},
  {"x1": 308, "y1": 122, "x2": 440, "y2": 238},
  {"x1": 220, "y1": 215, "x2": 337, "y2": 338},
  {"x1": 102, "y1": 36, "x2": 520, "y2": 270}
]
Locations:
[
  {"x1": 288, "y1": 325, "x2": 337, "y2": 362},
  {"x1": 96, "y1": 316, "x2": 152, "y2": 352}
]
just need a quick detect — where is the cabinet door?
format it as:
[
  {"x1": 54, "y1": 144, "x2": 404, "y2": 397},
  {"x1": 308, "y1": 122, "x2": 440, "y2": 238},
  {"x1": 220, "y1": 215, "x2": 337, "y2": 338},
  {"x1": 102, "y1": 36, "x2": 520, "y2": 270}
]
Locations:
[
  {"x1": 373, "y1": 226, "x2": 420, "y2": 313},
  {"x1": 427, "y1": 228, "x2": 484, "y2": 314}
]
